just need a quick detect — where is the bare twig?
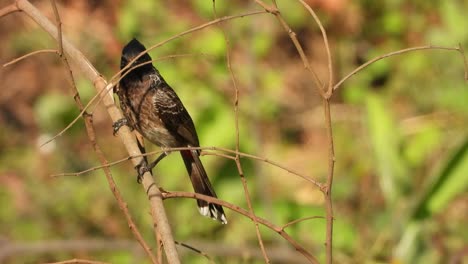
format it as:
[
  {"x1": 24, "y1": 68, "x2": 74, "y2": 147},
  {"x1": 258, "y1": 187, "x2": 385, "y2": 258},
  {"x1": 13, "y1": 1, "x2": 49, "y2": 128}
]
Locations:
[
  {"x1": 254, "y1": 0, "x2": 325, "y2": 96},
  {"x1": 4, "y1": 2, "x2": 344, "y2": 263},
  {"x1": 0, "y1": 3, "x2": 20, "y2": 17},
  {"x1": 213, "y1": 1, "x2": 270, "y2": 263},
  {"x1": 184, "y1": 240, "x2": 308, "y2": 263},
  {"x1": 254, "y1": 1, "x2": 337, "y2": 263},
  {"x1": 83, "y1": 113, "x2": 160, "y2": 264},
  {"x1": 3, "y1": 49, "x2": 58, "y2": 67},
  {"x1": 175, "y1": 241, "x2": 215, "y2": 264},
  {"x1": 47, "y1": 1, "x2": 158, "y2": 263},
  {"x1": 52, "y1": 146, "x2": 324, "y2": 190},
  {"x1": 42, "y1": 11, "x2": 268, "y2": 148},
  {"x1": 297, "y1": 0, "x2": 333, "y2": 97},
  {"x1": 281, "y1": 216, "x2": 326, "y2": 230},
  {"x1": 333, "y1": 45, "x2": 468, "y2": 90},
  {"x1": 49, "y1": 0, "x2": 62, "y2": 54},
  {"x1": 44, "y1": 259, "x2": 109, "y2": 264},
  {"x1": 457, "y1": 43, "x2": 468, "y2": 81},
  {"x1": 108, "y1": 10, "x2": 268, "y2": 85},
  {"x1": 50, "y1": 154, "x2": 148, "y2": 177},
  {"x1": 14, "y1": 0, "x2": 179, "y2": 262},
  {"x1": 161, "y1": 191, "x2": 320, "y2": 264},
  {"x1": 214, "y1": 147, "x2": 324, "y2": 190},
  {"x1": 323, "y1": 99, "x2": 335, "y2": 264}
]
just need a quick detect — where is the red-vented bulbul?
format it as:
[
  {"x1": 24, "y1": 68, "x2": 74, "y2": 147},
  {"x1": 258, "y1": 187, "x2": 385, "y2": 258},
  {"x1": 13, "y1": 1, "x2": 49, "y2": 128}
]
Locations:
[{"x1": 114, "y1": 38, "x2": 227, "y2": 224}]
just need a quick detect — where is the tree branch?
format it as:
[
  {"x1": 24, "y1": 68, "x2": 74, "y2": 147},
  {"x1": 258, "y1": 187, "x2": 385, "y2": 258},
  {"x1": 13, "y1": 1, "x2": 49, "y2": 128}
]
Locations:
[
  {"x1": 161, "y1": 191, "x2": 320, "y2": 264},
  {"x1": 13, "y1": 0, "x2": 179, "y2": 262}
]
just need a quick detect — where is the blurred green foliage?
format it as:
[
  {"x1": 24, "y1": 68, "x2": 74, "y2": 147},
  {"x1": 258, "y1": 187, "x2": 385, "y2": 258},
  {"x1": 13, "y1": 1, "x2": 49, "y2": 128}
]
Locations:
[{"x1": 0, "y1": 0, "x2": 467, "y2": 263}]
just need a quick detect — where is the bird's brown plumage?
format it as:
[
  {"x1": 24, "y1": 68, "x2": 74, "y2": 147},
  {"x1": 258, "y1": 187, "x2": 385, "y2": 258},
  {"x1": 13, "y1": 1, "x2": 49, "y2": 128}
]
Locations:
[{"x1": 115, "y1": 38, "x2": 227, "y2": 224}]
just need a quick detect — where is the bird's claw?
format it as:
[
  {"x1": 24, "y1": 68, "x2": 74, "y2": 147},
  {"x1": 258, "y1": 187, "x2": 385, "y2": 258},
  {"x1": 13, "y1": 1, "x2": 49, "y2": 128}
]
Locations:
[
  {"x1": 158, "y1": 187, "x2": 168, "y2": 193},
  {"x1": 135, "y1": 159, "x2": 151, "y2": 183},
  {"x1": 113, "y1": 118, "x2": 132, "y2": 135}
]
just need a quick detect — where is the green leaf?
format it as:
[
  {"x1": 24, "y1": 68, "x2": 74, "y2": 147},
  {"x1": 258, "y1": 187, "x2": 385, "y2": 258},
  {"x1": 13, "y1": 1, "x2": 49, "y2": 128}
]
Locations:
[
  {"x1": 366, "y1": 94, "x2": 409, "y2": 205},
  {"x1": 412, "y1": 137, "x2": 468, "y2": 220}
]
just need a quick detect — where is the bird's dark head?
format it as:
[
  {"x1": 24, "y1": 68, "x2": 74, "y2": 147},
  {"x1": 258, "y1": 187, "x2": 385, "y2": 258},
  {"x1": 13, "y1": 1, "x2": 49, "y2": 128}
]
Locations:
[{"x1": 120, "y1": 38, "x2": 153, "y2": 72}]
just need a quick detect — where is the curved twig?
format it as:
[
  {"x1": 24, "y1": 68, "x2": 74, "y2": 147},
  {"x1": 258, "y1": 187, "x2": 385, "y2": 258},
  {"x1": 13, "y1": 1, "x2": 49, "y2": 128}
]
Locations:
[
  {"x1": 297, "y1": 0, "x2": 333, "y2": 97},
  {"x1": 0, "y1": 3, "x2": 20, "y2": 17},
  {"x1": 161, "y1": 191, "x2": 320, "y2": 264},
  {"x1": 3, "y1": 49, "x2": 58, "y2": 67},
  {"x1": 281, "y1": 216, "x2": 326, "y2": 231},
  {"x1": 108, "y1": 10, "x2": 268, "y2": 86},
  {"x1": 333, "y1": 45, "x2": 468, "y2": 91}
]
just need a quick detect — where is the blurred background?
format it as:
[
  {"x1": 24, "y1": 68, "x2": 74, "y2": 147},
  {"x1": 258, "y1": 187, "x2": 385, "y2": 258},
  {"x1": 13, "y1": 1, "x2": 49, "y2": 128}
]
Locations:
[{"x1": 0, "y1": 0, "x2": 467, "y2": 263}]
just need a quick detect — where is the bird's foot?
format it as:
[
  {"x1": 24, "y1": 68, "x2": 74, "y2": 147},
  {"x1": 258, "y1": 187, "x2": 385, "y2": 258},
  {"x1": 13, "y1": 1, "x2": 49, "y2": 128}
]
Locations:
[
  {"x1": 135, "y1": 159, "x2": 151, "y2": 183},
  {"x1": 146, "y1": 152, "x2": 168, "y2": 172},
  {"x1": 158, "y1": 186, "x2": 168, "y2": 193},
  {"x1": 113, "y1": 118, "x2": 132, "y2": 135},
  {"x1": 134, "y1": 152, "x2": 168, "y2": 183}
]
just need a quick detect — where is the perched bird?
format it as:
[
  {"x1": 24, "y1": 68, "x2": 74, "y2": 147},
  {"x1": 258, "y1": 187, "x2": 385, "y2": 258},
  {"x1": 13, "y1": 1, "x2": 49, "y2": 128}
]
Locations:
[{"x1": 114, "y1": 38, "x2": 227, "y2": 224}]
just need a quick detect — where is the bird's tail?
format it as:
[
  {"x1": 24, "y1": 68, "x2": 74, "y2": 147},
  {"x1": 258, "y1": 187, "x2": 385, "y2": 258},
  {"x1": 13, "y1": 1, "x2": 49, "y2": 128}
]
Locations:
[{"x1": 180, "y1": 149, "x2": 227, "y2": 224}]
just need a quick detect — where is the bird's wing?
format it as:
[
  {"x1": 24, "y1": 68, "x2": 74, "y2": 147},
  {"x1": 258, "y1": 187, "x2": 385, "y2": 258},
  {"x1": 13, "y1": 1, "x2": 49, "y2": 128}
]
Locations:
[{"x1": 152, "y1": 83, "x2": 200, "y2": 147}]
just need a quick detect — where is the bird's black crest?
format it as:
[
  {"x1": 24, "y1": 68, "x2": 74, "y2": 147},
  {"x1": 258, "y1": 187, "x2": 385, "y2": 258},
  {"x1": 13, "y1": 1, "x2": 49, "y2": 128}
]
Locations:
[{"x1": 121, "y1": 38, "x2": 152, "y2": 68}]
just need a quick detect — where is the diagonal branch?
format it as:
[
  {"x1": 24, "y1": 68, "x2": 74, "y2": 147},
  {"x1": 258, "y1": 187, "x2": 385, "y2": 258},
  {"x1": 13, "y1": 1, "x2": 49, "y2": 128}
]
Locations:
[
  {"x1": 47, "y1": 1, "x2": 158, "y2": 262},
  {"x1": 161, "y1": 191, "x2": 320, "y2": 264},
  {"x1": 13, "y1": 0, "x2": 179, "y2": 263}
]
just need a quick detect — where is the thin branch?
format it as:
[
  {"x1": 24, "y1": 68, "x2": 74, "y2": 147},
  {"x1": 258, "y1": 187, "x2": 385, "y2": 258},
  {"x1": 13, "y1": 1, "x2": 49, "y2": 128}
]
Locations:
[
  {"x1": 83, "y1": 113, "x2": 160, "y2": 264},
  {"x1": 257, "y1": 1, "x2": 337, "y2": 263},
  {"x1": 212, "y1": 147, "x2": 324, "y2": 190},
  {"x1": 323, "y1": 99, "x2": 335, "y2": 264},
  {"x1": 155, "y1": 52, "x2": 217, "y2": 62},
  {"x1": 161, "y1": 191, "x2": 320, "y2": 264},
  {"x1": 40, "y1": 55, "x2": 192, "y2": 148},
  {"x1": 47, "y1": 2, "x2": 158, "y2": 263},
  {"x1": 14, "y1": 0, "x2": 179, "y2": 262},
  {"x1": 40, "y1": 10, "x2": 267, "y2": 149},
  {"x1": 3, "y1": 49, "x2": 58, "y2": 67},
  {"x1": 50, "y1": 154, "x2": 147, "y2": 177},
  {"x1": 201, "y1": 150, "x2": 236, "y2": 161},
  {"x1": 39, "y1": 100, "x2": 94, "y2": 147},
  {"x1": 213, "y1": 1, "x2": 270, "y2": 263},
  {"x1": 108, "y1": 10, "x2": 267, "y2": 85},
  {"x1": 458, "y1": 43, "x2": 468, "y2": 81},
  {"x1": 333, "y1": 45, "x2": 468, "y2": 90},
  {"x1": 281, "y1": 216, "x2": 326, "y2": 230},
  {"x1": 297, "y1": 0, "x2": 333, "y2": 98},
  {"x1": 0, "y1": 3, "x2": 20, "y2": 17},
  {"x1": 52, "y1": 146, "x2": 324, "y2": 190},
  {"x1": 299, "y1": 2, "x2": 336, "y2": 263},
  {"x1": 254, "y1": 0, "x2": 325, "y2": 97},
  {"x1": 44, "y1": 259, "x2": 109, "y2": 264},
  {"x1": 49, "y1": 0, "x2": 62, "y2": 55},
  {"x1": 184, "y1": 240, "x2": 307, "y2": 263},
  {"x1": 175, "y1": 241, "x2": 215, "y2": 264},
  {"x1": 40, "y1": 45, "x2": 242, "y2": 148}
]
